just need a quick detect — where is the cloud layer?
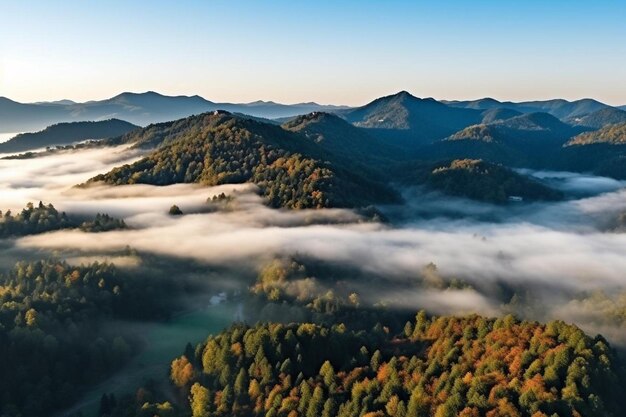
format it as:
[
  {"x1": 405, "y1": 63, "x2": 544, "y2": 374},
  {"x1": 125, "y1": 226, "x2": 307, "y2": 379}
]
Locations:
[{"x1": 3, "y1": 146, "x2": 626, "y2": 343}]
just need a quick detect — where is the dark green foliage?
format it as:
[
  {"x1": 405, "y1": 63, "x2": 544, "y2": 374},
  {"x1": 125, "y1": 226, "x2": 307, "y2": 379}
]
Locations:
[
  {"x1": 0, "y1": 258, "x2": 188, "y2": 417},
  {"x1": 0, "y1": 202, "x2": 126, "y2": 237},
  {"x1": 79, "y1": 213, "x2": 127, "y2": 232},
  {"x1": 409, "y1": 159, "x2": 562, "y2": 203},
  {"x1": 0, "y1": 261, "x2": 131, "y2": 414},
  {"x1": 169, "y1": 205, "x2": 183, "y2": 216}
]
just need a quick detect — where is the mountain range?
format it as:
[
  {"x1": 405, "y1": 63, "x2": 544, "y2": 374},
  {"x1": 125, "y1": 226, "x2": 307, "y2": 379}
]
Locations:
[
  {"x1": 6, "y1": 90, "x2": 626, "y2": 206},
  {"x1": 3, "y1": 90, "x2": 625, "y2": 137},
  {"x1": 0, "y1": 92, "x2": 349, "y2": 133}
]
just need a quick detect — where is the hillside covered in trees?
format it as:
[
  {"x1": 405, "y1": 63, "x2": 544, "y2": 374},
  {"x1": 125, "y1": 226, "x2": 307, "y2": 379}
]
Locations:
[
  {"x1": 565, "y1": 122, "x2": 626, "y2": 146},
  {"x1": 446, "y1": 113, "x2": 581, "y2": 145},
  {"x1": 88, "y1": 112, "x2": 398, "y2": 209},
  {"x1": 0, "y1": 119, "x2": 138, "y2": 154},
  {"x1": 0, "y1": 202, "x2": 126, "y2": 238},
  {"x1": 400, "y1": 159, "x2": 562, "y2": 203},
  {"x1": 108, "y1": 314, "x2": 625, "y2": 417},
  {"x1": 568, "y1": 108, "x2": 626, "y2": 129},
  {"x1": 0, "y1": 258, "x2": 191, "y2": 416}
]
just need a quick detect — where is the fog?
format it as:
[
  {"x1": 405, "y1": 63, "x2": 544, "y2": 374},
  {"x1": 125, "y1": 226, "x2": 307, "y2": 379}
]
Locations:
[{"x1": 3, "y1": 146, "x2": 626, "y2": 344}]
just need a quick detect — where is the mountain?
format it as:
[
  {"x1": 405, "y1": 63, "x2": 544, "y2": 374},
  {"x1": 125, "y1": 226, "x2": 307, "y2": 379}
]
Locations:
[
  {"x1": 566, "y1": 122, "x2": 626, "y2": 146},
  {"x1": 87, "y1": 111, "x2": 398, "y2": 209},
  {"x1": 341, "y1": 91, "x2": 482, "y2": 146},
  {"x1": 0, "y1": 119, "x2": 138, "y2": 154},
  {"x1": 0, "y1": 92, "x2": 350, "y2": 133},
  {"x1": 554, "y1": 123, "x2": 626, "y2": 179},
  {"x1": 281, "y1": 112, "x2": 405, "y2": 163},
  {"x1": 568, "y1": 107, "x2": 626, "y2": 129},
  {"x1": 33, "y1": 99, "x2": 77, "y2": 105},
  {"x1": 479, "y1": 107, "x2": 522, "y2": 124},
  {"x1": 620, "y1": 105, "x2": 626, "y2": 111},
  {"x1": 447, "y1": 97, "x2": 611, "y2": 120},
  {"x1": 447, "y1": 112, "x2": 581, "y2": 144},
  {"x1": 416, "y1": 113, "x2": 585, "y2": 168},
  {"x1": 0, "y1": 97, "x2": 70, "y2": 133},
  {"x1": 406, "y1": 159, "x2": 561, "y2": 203}
]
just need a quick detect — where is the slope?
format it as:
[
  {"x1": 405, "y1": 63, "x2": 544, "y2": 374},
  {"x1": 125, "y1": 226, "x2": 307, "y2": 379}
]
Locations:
[
  {"x1": 420, "y1": 112, "x2": 585, "y2": 168},
  {"x1": 341, "y1": 91, "x2": 482, "y2": 147},
  {"x1": 0, "y1": 119, "x2": 138, "y2": 153},
  {"x1": 0, "y1": 92, "x2": 351, "y2": 133},
  {"x1": 87, "y1": 112, "x2": 398, "y2": 209},
  {"x1": 281, "y1": 112, "x2": 406, "y2": 164},
  {"x1": 447, "y1": 97, "x2": 611, "y2": 119},
  {"x1": 419, "y1": 159, "x2": 562, "y2": 203}
]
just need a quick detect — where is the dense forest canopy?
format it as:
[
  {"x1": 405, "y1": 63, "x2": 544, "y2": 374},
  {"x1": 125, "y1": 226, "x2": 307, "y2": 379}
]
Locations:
[
  {"x1": 0, "y1": 201, "x2": 126, "y2": 237},
  {"x1": 109, "y1": 314, "x2": 625, "y2": 417},
  {"x1": 422, "y1": 159, "x2": 562, "y2": 203},
  {"x1": 0, "y1": 258, "x2": 190, "y2": 416}
]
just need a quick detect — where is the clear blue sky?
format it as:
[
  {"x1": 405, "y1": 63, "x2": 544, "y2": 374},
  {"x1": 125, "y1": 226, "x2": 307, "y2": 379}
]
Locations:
[{"x1": 1, "y1": 0, "x2": 625, "y2": 105}]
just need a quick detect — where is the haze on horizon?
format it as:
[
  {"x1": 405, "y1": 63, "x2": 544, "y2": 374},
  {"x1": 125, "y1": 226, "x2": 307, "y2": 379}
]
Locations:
[{"x1": 1, "y1": 0, "x2": 626, "y2": 106}]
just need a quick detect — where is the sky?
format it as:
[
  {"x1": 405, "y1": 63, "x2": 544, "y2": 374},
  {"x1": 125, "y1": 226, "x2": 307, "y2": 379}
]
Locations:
[{"x1": 1, "y1": 0, "x2": 626, "y2": 106}]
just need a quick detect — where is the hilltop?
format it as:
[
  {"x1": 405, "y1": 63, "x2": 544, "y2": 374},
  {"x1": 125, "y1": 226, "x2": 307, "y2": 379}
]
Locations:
[
  {"x1": 566, "y1": 122, "x2": 626, "y2": 146},
  {"x1": 412, "y1": 159, "x2": 562, "y2": 203},
  {"x1": 568, "y1": 107, "x2": 626, "y2": 129},
  {"x1": 87, "y1": 111, "x2": 398, "y2": 209},
  {"x1": 340, "y1": 91, "x2": 482, "y2": 146}
]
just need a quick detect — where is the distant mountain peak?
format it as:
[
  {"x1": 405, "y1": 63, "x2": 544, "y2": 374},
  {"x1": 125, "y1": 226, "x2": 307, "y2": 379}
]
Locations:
[{"x1": 390, "y1": 90, "x2": 418, "y2": 100}]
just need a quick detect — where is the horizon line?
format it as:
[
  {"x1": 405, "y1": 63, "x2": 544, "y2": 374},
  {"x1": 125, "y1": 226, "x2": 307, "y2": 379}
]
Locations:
[{"x1": 2, "y1": 89, "x2": 625, "y2": 108}]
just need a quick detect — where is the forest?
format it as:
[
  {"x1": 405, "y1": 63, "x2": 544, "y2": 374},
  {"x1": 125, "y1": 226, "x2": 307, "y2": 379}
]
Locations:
[
  {"x1": 0, "y1": 202, "x2": 126, "y2": 237},
  {"x1": 100, "y1": 313, "x2": 625, "y2": 417},
  {"x1": 87, "y1": 112, "x2": 397, "y2": 209}
]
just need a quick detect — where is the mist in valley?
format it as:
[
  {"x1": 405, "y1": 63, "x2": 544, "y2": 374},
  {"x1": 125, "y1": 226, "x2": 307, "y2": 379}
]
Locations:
[{"x1": 2, "y1": 145, "x2": 626, "y2": 349}]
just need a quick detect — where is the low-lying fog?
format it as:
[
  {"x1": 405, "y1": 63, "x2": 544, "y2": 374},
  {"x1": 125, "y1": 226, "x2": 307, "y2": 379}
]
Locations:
[{"x1": 2, "y1": 146, "x2": 626, "y2": 344}]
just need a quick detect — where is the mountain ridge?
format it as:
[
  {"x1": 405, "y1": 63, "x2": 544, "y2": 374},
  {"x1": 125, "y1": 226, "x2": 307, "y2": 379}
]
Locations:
[
  {"x1": 0, "y1": 92, "x2": 353, "y2": 133},
  {"x1": 0, "y1": 119, "x2": 138, "y2": 154},
  {"x1": 447, "y1": 97, "x2": 611, "y2": 119},
  {"x1": 87, "y1": 111, "x2": 399, "y2": 209}
]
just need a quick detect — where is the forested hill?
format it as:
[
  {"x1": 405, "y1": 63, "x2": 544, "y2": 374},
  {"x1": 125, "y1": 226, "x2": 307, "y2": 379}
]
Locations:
[
  {"x1": 339, "y1": 91, "x2": 483, "y2": 146},
  {"x1": 566, "y1": 122, "x2": 626, "y2": 146},
  {"x1": 568, "y1": 108, "x2": 626, "y2": 129},
  {"x1": 446, "y1": 113, "x2": 582, "y2": 145},
  {"x1": 414, "y1": 159, "x2": 562, "y2": 203},
  {"x1": 0, "y1": 202, "x2": 126, "y2": 237},
  {"x1": 281, "y1": 112, "x2": 405, "y2": 163},
  {"x1": 157, "y1": 314, "x2": 624, "y2": 417},
  {"x1": 88, "y1": 111, "x2": 398, "y2": 209},
  {"x1": 0, "y1": 119, "x2": 138, "y2": 153}
]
